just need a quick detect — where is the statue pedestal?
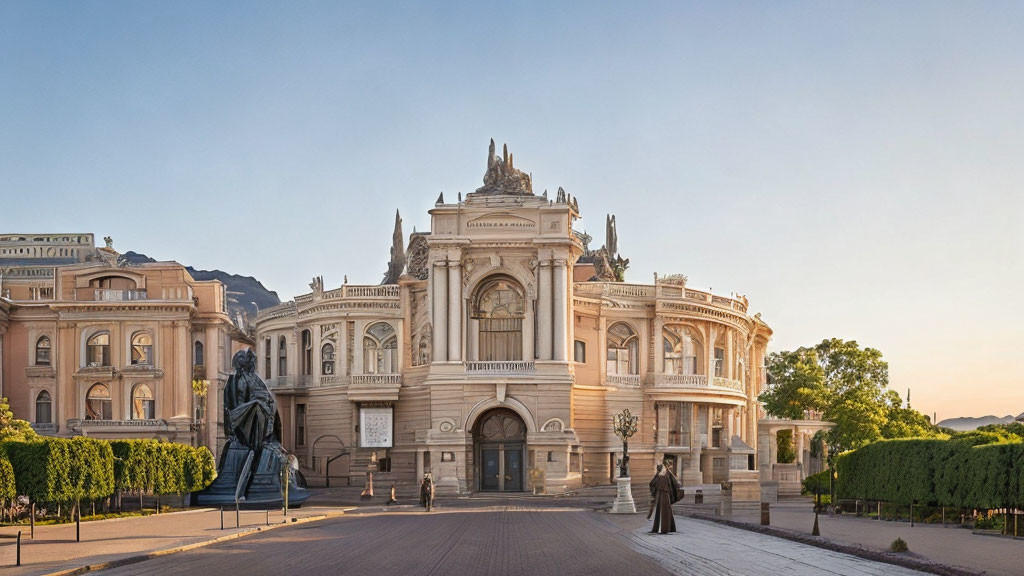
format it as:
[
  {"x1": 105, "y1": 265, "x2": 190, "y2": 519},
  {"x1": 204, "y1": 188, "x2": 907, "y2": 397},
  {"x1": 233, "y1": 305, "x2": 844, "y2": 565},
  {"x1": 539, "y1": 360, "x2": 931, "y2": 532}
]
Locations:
[{"x1": 610, "y1": 476, "x2": 637, "y2": 514}]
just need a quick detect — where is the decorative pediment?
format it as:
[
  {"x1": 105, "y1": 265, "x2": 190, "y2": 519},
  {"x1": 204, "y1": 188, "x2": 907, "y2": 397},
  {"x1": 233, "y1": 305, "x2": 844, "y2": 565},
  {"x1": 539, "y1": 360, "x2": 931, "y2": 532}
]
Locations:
[{"x1": 465, "y1": 213, "x2": 536, "y2": 231}]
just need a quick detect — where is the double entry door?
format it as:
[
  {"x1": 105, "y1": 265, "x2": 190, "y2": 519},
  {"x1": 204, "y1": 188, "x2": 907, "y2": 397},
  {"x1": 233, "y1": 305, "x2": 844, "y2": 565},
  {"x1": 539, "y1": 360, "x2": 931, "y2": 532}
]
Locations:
[{"x1": 480, "y1": 443, "x2": 523, "y2": 492}]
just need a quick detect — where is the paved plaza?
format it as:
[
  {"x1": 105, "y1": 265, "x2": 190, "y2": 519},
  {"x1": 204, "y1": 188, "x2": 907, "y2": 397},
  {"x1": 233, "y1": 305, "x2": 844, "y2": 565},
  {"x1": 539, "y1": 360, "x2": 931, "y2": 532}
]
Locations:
[{"x1": 92, "y1": 505, "x2": 930, "y2": 576}]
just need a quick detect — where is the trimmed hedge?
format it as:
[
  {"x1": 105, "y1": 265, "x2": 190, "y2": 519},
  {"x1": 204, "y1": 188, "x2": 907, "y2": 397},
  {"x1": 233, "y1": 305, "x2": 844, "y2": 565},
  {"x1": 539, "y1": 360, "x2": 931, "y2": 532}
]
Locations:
[
  {"x1": 0, "y1": 448, "x2": 15, "y2": 500},
  {"x1": 802, "y1": 469, "x2": 831, "y2": 495},
  {"x1": 111, "y1": 439, "x2": 216, "y2": 496},
  {"x1": 836, "y1": 436, "x2": 1024, "y2": 510}
]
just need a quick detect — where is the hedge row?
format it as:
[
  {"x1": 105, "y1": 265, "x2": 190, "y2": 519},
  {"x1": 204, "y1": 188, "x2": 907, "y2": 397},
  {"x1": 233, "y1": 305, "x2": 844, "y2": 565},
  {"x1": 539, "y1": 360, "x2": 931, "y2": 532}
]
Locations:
[
  {"x1": 836, "y1": 436, "x2": 1024, "y2": 509},
  {"x1": 1, "y1": 437, "x2": 216, "y2": 504},
  {"x1": 0, "y1": 448, "x2": 15, "y2": 500}
]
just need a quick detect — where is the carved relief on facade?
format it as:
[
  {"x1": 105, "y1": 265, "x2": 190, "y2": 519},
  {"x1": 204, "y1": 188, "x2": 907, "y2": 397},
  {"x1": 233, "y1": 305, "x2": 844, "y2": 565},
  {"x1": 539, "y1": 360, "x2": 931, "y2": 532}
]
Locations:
[{"x1": 405, "y1": 234, "x2": 430, "y2": 280}]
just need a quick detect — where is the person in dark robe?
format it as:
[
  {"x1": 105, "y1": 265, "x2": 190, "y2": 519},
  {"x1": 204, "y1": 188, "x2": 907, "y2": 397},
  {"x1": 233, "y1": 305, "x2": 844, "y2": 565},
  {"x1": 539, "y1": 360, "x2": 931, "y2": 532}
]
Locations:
[
  {"x1": 648, "y1": 463, "x2": 681, "y2": 534},
  {"x1": 419, "y1": 474, "x2": 434, "y2": 511}
]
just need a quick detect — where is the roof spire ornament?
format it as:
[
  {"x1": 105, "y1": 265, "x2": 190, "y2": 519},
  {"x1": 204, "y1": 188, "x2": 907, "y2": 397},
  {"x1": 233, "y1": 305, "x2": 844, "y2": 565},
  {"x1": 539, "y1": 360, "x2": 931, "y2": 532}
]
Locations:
[
  {"x1": 382, "y1": 209, "x2": 406, "y2": 284},
  {"x1": 472, "y1": 139, "x2": 534, "y2": 196}
]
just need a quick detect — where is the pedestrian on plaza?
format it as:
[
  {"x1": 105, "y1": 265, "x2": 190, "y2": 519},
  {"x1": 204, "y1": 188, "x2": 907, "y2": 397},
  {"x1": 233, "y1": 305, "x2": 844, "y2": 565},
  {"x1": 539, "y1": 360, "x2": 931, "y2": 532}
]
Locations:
[
  {"x1": 419, "y1": 474, "x2": 434, "y2": 512},
  {"x1": 648, "y1": 464, "x2": 681, "y2": 534}
]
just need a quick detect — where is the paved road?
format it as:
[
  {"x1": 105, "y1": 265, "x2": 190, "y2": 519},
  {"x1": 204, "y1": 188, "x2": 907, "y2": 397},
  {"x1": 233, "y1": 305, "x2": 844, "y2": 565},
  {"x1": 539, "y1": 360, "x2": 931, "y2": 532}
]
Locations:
[{"x1": 101, "y1": 506, "x2": 930, "y2": 576}]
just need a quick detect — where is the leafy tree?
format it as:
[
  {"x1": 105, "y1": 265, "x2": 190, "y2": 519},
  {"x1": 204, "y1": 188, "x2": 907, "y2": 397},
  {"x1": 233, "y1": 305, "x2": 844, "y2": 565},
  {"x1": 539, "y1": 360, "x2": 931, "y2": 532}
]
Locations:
[
  {"x1": 776, "y1": 430, "x2": 796, "y2": 463},
  {"x1": 760, "y1": 349, "x2": 827, "y2": 419},
  {"x1": 0, "y1": 397, "x2": 38, "y2": 442}
]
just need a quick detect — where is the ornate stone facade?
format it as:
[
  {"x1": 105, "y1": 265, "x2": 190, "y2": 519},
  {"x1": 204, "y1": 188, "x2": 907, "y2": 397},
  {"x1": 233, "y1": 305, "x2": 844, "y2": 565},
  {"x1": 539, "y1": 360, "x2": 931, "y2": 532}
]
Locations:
[{"x1": 256, "y1": 142, "x2": 773, "y2": 498}]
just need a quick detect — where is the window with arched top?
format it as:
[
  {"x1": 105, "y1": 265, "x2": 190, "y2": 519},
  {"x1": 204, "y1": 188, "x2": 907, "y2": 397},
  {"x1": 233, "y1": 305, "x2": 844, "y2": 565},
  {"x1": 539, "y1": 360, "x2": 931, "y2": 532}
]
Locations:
[
  {"x1": 87, "y1": 333, "x2": 111, "y2": 367},
  {"x1": 131, "y1": 332, "x2": 153, "y2": 365},
  {"x1": 472, "y1": 277, "x2": 524, "y2": 361},
  {"x1": 363, "y1": 322, "x2": 397, "y2": 374},
  {"x1": 85, "y1": 383, "x2": 112, "y2": 420},
  {"x1": 36, "y1": 390, "x2": 52, "y2": 424},
  {"x1": 301, "y1": 329, "x2": 313, "y2": 375},
  {"x1": 35, "y1": 336, "x2": 51, "y2": 366},
  {"x1": 194, "y1": 340, "x2": 204, "y2": 367},
  {"x1": 278, "y1": 336, "x2": 287, "y2": 376},
  {"x1": 663, "y1": 325, "x2": 702, "y2": 375},
  {"x1": 606, "y1": 323, "x2": 639, "y2": 375},
  {"x1": 321, "y1": 343, "x2": 335, "y2": 375},
  {"x1": 131, "y1": 383, "x2": 155, "y2": 420}
]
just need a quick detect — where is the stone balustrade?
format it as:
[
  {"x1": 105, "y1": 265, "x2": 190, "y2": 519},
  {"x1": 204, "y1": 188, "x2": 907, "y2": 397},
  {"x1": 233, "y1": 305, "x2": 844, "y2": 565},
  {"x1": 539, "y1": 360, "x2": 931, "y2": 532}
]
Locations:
[
  {"x1": 351, "y1": 373, "x2": 402, "y2": 386},
  {"x1": 465, "y1": 361, "x2": 536, "y2": 375},
  {"x1": 606, "y1": 373, "x2": 641, "y2": 387},
  {"x1": 653, "y1": 373, "x2": 744, "y2": 392},
  {"x1": 572, "y1": 281, "x2": 748, "y2": 313}
]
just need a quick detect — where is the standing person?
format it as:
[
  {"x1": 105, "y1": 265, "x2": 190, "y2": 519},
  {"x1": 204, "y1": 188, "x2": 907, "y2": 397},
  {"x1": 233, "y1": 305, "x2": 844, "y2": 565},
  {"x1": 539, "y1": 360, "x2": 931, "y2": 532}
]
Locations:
[
  {"x1": 419, "y1": 474, "x2": 434, "y2": 512},
  {"x1": 648, "y1": 464, "x2": 681, "y2": 534}
]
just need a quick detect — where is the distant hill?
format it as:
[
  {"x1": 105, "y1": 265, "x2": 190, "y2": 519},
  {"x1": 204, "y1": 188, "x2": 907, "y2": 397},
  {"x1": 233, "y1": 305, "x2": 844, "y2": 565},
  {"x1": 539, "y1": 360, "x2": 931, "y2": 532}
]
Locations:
[
  {"x1": 936, "y1": 415, "x2": 1016, "y2": 432},
  {"x1": 119, "y1": 251, "x2": 280, "y2": 319}
]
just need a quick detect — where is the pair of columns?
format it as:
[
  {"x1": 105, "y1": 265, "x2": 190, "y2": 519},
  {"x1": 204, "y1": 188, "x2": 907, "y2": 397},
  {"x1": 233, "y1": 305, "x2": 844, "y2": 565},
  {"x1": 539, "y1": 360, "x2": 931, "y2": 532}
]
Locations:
[
  {"x1": 432, "y1": 260, "x2": 463, "y2": 362},
  {"x1": 536, "y1": 259, "x2": 568, "y2": 361}
]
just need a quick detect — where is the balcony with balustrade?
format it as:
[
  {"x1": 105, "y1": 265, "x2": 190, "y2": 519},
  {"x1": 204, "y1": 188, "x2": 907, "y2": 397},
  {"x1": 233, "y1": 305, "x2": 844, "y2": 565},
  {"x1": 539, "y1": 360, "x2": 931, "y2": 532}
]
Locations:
[
  {"x1": 465, "y1": 361, "x2": 536, "y2": 377},
  {"x1": 348, "y1": 373, "x2": 402, "y2": 402}
]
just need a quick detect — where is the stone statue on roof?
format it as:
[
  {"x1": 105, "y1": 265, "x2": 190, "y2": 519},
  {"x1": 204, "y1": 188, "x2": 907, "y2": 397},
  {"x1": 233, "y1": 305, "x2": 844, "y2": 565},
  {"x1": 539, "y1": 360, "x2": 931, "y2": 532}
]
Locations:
[
  {"x1": 383, "y1": 209, "x2": 406, "y2": 284},
  {"x1": 472, "y1": 139, "x2": 534, "y2": 196}
]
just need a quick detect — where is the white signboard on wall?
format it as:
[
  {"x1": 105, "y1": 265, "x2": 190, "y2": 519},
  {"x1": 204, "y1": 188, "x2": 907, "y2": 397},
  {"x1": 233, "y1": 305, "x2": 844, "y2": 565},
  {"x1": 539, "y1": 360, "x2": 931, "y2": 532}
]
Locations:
[{"x1": 360, "y1": 406, "x2": 393, "y2": 448}]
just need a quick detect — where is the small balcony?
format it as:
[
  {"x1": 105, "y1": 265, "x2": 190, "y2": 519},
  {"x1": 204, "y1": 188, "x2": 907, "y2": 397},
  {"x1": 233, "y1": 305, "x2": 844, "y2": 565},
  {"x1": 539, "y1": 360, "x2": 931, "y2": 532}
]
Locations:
[
  {"x1": 348, "y1": 373, "x2": 402, "y2": 402},
  {"x1": 653, "y1": 374, "x2": 745, "y2": 393},
  {"x1": 94, "y1": 289, "x2": 147, "y2": 301},
  {"x1": 605, "y1": 373, "x2": 641, "y2": 387},
  {"x1": 465, "y1": 361, "x2": 536, "y2": 376}
]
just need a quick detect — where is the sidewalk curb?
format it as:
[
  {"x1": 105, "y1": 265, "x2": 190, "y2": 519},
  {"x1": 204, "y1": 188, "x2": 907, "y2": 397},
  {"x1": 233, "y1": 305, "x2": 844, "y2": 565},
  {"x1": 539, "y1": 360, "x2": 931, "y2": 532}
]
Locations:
[
  {"x1": 688, "y1": 512, "x2": 979, "y2": 576},
  {"x1": 40, "y1": 512, "x2": 343, "y2": 576}
]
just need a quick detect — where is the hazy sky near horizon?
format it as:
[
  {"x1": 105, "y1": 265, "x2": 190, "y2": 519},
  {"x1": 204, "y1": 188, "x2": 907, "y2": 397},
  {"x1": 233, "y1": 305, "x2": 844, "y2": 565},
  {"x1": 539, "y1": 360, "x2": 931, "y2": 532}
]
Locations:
[{"x1": 2, "y1": 2, "x2": 1021, "y2": 422}]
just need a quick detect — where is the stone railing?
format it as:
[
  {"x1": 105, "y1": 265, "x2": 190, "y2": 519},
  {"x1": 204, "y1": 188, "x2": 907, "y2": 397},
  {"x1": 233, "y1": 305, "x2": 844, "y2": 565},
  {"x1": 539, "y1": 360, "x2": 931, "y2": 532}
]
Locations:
[
  {"x1": 80, "y1": 419, "x2": 167, "y2": 427},
  {"x1": 319, "y1": 375, "x2": 344, "y2": 387},
  {"x1": 258, "y1": 302, "x2": 297, "y2": 321},
  {"x1": 606, "y1": 373, "x2": 641, "y2": 387},
  {"x1": 465, "y1": 361, "x2": 536, "y2": 375},
  {"x1": 351, "y1": 373, "x2": 402, "y2": 386},
  {"x1": 94, "y1": 289, "x2": 147, "y2": 301},
  {"x1": 573, "y1": 281, "x2": 748, "y2": 313},
  {"x1": 653, "y1": 374, "x2": 745, "y2": 393}
]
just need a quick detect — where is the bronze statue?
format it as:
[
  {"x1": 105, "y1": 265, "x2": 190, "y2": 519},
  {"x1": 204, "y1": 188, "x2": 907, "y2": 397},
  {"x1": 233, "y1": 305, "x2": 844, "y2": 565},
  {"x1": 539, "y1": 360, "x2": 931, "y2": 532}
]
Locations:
[
  {"x1": 419, "y1": 474, "x2": 434, "y2": 511},
  {"x1": 648, "y1": 464, "x2": 681, "y2": 534},
  {"x1": 195, "y1": 349, "x2": 310, "y2": 507}
]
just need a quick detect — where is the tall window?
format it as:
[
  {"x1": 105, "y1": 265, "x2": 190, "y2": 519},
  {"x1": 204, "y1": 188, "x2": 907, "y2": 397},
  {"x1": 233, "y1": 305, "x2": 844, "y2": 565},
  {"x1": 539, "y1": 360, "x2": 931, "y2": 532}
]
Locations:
[
  {"x1": 36, "y1": 390, "x2": 52, "y2": 424},
  {"x1": 473, "y1": 277, "x2": 524, "y2": 361},
  {"x1": 131, "y1": 332, "x2": 153, "y2": 365},
  {"x1": 264, "y1": 337, "x2": 271, "y2": 378},
  {"x1": 86, "y1": 383, "x2": 112, "y2": 420},
  {"x1": 278, "y1": 336, "x2": 287, "y2": 377},
  {"x1": 574, "y1": 340, "x2": 586, "y2": 363},
  {"x1": 194, "y1": 341, "x2": 204, "y2": 366},
  {"x1": 321, "y1": 343, "x2": 335, "y2": 375},
  {"x1": 714, "y1": 347, "x2": 725, "y2": 377},
  {"x1": 363, "y1": 322, "x2": 397, "y2": 374},
  {"x1": 87, "y1": 333, "x2": 111, "y2": 367},
  {"x1": 131, "y1": 384, "x2": 155, "y2": 419},
  {"x1": 35, "y1": 336, "x2": 51, "y2": 366},
  {"x1": 301, "y1": 329, "x2": 312, "y2": 375},
  {"x1": 296, "y1": 404, "x2": 307, "y2": 446},
  {"x1": 606, "y1": 323, "x2": 638, "y2": 375},
  {"x1": 663, "y1": 326, "x2": 701, "y2": 375}
]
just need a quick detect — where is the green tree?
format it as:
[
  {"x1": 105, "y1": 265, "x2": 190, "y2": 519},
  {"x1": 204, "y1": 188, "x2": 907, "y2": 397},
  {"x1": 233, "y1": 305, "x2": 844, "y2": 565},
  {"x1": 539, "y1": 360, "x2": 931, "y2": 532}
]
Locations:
[
  {"x1": 760, "y1": 349, "x2": 827, "y2": 419},
  {"x1": 0, "y1": 397, "x2": 38, "y2": 442}
]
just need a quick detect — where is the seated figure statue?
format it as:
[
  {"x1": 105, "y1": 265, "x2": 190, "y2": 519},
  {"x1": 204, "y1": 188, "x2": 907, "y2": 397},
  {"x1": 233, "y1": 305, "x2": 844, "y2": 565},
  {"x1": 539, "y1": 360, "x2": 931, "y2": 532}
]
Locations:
[{"x1": 195, "y1": 349, "x2": 310, "y2": 506}]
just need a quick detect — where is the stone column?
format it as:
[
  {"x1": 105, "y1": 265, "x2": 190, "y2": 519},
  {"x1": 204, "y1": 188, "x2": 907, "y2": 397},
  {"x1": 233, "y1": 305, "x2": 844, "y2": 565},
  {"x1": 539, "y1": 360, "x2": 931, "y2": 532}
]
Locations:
[
  {"x1": 597, "y1": 316, "x2": 607, "y2": 384},
  {"x1": 705, "y1": 325, "x2": 717, "y2": 380},
  {"x1": 795, "y1": 427, "x2": 805, "y2": 470},
  {"x1": 552, "y1": 259, "x2": 567, "y2": 361},
  {"x1": 432, "y1": 261, "x2": 448, "y2": 362},
  {"x1": 353, "y1": 321, "x2": 364, "y2": 374},
  {"x1": 654, "y1": 317, "x2": 664, "y2": 374},
  {"x1": 339, "y1": 321, "x2": 349, "y2": 377},
  {"x1": 685, "y1": 402, "x2": 701, "y2": 486},
  {"x1": 523, "y1": 304, "x2": 534, "y2": 361},
  {"x1": 447, "y1": 262, "x2": 461, "y2": 361},
  {"x1": 174, "y1": 321, "x2": 190, "y2": 419},
  {"x1": 726, "y1": 329, "x2": 734, "y2": 379},
  {"x1": 537, "y1": 260, "x2": 552, "y2": 360}
]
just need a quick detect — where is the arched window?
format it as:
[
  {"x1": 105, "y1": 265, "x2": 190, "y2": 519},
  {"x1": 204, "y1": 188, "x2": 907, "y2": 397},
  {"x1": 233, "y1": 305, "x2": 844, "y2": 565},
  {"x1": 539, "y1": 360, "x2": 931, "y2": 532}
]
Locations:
[
  {"x1": 35, "y1": 336, "x2": 51, "y2": 366},
  {"x1": 321, "y1": 343, "x2": 335, "y2": 375},
  {"x1": 278, "y1": 336, "x2": 287, "y2": 376},
  {"x1": 194, "y1": 341, "x2": 204, "y2": 367},
  {"x1": 606, "y1": 323, "x2": 638, "y2": 375},
  {"x1": 85, "y1": 383, "x2": 112, "y2": 420},
  {"x1": 363, "y1": 322, "x2": 397, "y2": 374},
  {"x1": 472, "y1": 277, "x2": 524, "y2": 361},
  {"x1": 131, "y1": 384, "x2": 155, "y2": 419},
  {"x1": 301, "y1": 329, "x2": 312, "y2": 375},
  {"x1": 663, "y1": 326, "x2": 702, "y2": 375},
  {"x1": 131, "y1": 332, "x2": 153, "y2": 365},
  {"x1": 36, "y1": 390, "x2": 52, "y2": 424},
  {"x1": 87, "y1": 333, "x2": 111, "y2": 367}
]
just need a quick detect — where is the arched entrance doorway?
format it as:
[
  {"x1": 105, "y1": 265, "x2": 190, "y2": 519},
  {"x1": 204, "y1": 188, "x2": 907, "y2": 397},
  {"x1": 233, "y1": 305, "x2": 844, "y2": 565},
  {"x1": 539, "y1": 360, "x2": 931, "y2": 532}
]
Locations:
[{"x1": 474, "y1": 409, "x2": 526, "y2": 492}]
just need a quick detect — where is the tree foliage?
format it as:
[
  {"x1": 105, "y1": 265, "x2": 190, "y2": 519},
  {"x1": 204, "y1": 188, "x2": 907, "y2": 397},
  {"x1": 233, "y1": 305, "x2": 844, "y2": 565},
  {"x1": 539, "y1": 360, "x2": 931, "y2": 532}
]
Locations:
[
  {"x1": 3, "y1": 437, "x2": 114, "y2": 503},
  {"x1": 760, "y1": 338, "x2": 938, "y2": 454},
  {"x1": 0, "y1": 397, "x2": 38, "y2": 442},
  {"x1": 111, "y1": 439, "x2": 216, "y2": 495}
]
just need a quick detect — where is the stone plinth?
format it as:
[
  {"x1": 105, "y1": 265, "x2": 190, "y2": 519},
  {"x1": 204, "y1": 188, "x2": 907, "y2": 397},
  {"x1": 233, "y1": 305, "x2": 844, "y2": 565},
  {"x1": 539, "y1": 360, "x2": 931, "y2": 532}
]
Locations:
[{"x1": 609, "y1": 476, "x2": 637, "y2": 514}]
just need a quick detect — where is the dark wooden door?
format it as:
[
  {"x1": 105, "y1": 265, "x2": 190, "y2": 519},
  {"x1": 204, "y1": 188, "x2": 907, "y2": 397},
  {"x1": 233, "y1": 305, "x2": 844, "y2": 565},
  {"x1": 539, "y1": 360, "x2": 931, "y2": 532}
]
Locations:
[
  {"x1": 482, "y1": 449, "x2": 500, "y2": 491},
  {"x1": 504, "y1": 449, "x2": 522, "y2": 491}
]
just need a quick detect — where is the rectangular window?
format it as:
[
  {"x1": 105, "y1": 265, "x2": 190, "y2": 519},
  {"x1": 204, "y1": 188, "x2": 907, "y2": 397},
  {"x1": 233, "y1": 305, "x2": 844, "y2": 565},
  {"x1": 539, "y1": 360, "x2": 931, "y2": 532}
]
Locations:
[
  {"x1": 296, "y1": 404, "x2": 307, "y2": 447},
  {"x1": 714, "y1": 348, "x2": 725, "y2": 377},
  {"x1": 573, "y1": 340, "x2": 586, "y2": 363},
  {"x1": 264, "y1": 338, "x2": 271, "y2": 378}
]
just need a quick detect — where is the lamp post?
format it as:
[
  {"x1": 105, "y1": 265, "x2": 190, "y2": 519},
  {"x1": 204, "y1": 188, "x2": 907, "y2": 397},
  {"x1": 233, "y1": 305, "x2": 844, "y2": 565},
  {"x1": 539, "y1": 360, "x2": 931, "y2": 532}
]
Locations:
[{"x1": 610, "y1": 408, "x2": 639, "y2": 514}]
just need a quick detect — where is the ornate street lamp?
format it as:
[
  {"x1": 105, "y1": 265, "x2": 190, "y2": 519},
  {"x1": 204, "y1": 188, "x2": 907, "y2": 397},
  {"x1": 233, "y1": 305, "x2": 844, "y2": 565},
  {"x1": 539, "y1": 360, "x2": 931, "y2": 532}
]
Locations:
[{"x1": 610, "y1": 408, "x2": 639, "y2": 514}]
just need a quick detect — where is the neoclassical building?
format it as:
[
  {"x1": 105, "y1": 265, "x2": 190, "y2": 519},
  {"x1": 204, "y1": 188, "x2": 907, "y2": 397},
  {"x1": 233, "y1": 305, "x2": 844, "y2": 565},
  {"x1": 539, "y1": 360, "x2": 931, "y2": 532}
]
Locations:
[
  {"x1": 0, "y1": 234, "x2": 250, "y2": 450},
  {"x1": 256, "y1": 142, "x2": 773, "y2": 498}
]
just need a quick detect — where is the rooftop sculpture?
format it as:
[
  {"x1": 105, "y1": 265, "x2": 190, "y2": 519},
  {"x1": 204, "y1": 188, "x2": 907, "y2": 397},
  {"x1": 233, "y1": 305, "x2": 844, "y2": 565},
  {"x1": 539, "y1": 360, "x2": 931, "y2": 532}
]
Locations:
[{"x1": 473, "y1": 139, "x2": 534, "y2": 196}]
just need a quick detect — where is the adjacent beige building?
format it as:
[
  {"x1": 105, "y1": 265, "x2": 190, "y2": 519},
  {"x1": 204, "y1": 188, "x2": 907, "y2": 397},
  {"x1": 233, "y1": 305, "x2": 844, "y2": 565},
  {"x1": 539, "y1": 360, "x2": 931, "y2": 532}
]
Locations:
[
  {"x1": 0, "y1": 234, "x2": 251, "y2": 453},
  {"x1": 257, "y1": 142, "x2": 774, "y2": 498}
]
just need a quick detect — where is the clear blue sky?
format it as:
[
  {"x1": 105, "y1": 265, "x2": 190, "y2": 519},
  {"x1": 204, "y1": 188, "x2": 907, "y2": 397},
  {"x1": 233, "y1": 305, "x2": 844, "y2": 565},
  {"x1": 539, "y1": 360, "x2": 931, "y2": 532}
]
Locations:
[{"x1": 2, "y1": 2, "x2": 1021, "y2": 420}]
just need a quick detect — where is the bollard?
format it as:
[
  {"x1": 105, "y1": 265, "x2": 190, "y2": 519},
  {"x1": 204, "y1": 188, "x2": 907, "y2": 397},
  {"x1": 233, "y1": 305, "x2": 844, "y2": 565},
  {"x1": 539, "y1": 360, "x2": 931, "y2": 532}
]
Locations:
[
  {"x1": 695, "y1": 489, "x2": 703, "y2": 504},
  {"x1": 76, "y1": 501, "x2": 81, "y2": 543},
  {"x1": 812, "y1": 510, "x2": 820, "y2": 536},
  {"x1": 30, "y1": 503, "x2": 35, "y2": 540},
  {"x1": 266, "y1": 509, "x2": 270, "y2": 526},
  {"x1": 16, "y1": 531, "x2": 21, "y2": 566},
  {"x1": 220, "y1": 507, "x2": 224, "y2": 530},
  {"x1": 760, "y1": 502, "x2": 770, "y2": 526},
  {"x1": 236, "y1": 502, "x2": 240, "y2": 528}
]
